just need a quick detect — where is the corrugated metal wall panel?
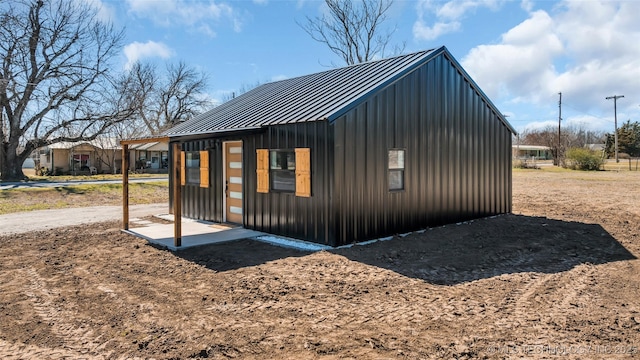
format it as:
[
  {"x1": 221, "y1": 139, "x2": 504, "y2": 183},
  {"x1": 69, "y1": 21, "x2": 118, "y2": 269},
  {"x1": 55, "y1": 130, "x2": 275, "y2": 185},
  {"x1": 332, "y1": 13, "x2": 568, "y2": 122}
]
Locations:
[
  {"x1": 332, "y1": 52, "x2": 512, "y2": 246},
  {"x1": 169, "y1": 139, "x2": 224, "y2": 222},
  {"x1": 244, "y1": 121, "x2": 335, "y2": 245}
]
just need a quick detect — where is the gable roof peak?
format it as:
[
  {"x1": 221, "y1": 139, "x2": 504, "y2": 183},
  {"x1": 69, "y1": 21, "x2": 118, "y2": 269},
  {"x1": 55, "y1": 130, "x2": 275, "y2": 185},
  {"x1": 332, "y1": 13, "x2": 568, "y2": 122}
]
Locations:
[{"x1": 166, "y1": 47, "x2": 444, "y2": 137}]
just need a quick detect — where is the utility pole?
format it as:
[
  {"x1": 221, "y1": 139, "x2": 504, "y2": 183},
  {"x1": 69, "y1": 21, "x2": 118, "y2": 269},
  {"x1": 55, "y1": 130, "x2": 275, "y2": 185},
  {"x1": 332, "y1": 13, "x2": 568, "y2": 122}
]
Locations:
[
  {"x1": 0, "y1": 79, "x2": 7, "y2": 177},
  {"x1": 557, "y1": 92, "x2": 562, "y2": 166},
  {"x1": 606, "y1": 95, "x2": 624, "y2": 163}
]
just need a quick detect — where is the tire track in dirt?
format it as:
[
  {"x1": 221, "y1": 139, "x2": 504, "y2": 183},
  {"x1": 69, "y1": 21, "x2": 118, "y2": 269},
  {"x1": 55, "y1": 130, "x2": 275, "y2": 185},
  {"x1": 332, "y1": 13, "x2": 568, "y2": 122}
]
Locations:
[
  {"x1": 513, "y1": 273, "x2": 549, "y2": 321},
  {"x1": 491, "y1": 272, "x2": 551, "y2": 333},
  {"x1": 556, "y1": 264, "x2": 596, "y2": 312},
  {"x1": 0, "y1": 339, "x2": 80, "y2": 360},
  {"x1": 17, "y1": 267, "x2": 114, "y2": 359},
  {"x1": 518, "y1": 265, "x2": 595, "y2": 320},
  {"x1": 489, "y1": 264, "x2": 598, "y2": 346}
]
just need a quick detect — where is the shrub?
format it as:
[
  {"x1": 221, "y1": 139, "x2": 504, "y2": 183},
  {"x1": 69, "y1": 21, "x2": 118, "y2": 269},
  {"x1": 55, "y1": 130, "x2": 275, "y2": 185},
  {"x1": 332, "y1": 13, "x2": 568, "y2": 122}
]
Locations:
[
  {"x1": 513, "y1": 159, "x2": 539, "y2": 169},
  {"x1": 564, "y1": 147, "x2": 604, "y2": 170}
]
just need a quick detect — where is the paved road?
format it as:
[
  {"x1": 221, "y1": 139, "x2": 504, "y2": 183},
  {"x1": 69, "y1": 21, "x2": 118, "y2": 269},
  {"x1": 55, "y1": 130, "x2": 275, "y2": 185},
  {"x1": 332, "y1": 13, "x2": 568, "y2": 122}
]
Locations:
[
  {"x1": 0, "y1": 177, "x2": 167, "y2": 190},
  {"x1": 0, "y1": 203, "x2": 168, "y2": 235}
]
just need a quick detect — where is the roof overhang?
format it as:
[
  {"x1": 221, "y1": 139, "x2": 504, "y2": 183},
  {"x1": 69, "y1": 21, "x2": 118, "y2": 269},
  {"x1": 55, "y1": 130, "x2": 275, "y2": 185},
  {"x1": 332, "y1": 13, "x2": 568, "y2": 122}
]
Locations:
[
  {"x1": 165, "y1": 126, "x2": 265, "y2": 142},
  {"x1": 514, "y1": 145, "x2": 551, "y2": 151}
]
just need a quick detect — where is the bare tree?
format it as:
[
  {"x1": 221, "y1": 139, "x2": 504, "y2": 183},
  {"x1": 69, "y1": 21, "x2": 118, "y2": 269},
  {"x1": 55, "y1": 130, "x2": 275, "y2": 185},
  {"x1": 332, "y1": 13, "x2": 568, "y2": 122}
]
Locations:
[
  {"x1": 126, "y1": 61, "x2": 210, "y2": 135},
  {"x1": 0, "y1": 0, "x2": 139, "y2": 180},
  {"x1": 91, "y1": 136, "x2": 119, "y2": 174},
  {"x1": 520, "y1": 125, "x2": 606, "y2": 166},
  {"x1": 299, "y1": 0, "x2": 404, "y2": 65}
]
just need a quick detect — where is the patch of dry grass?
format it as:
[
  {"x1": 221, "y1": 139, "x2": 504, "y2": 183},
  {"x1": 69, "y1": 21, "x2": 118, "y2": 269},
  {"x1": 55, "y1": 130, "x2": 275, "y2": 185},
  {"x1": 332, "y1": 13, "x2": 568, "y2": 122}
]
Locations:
[
  {"x1": 0, "y1": 182, "x2": 168, "y2": 215},
  {"x1": 514, "y1": 158, "x2": 640, "y2": 173},
  {"x1": 26, "y1": 173, "x2": 167, "y2": 182}
]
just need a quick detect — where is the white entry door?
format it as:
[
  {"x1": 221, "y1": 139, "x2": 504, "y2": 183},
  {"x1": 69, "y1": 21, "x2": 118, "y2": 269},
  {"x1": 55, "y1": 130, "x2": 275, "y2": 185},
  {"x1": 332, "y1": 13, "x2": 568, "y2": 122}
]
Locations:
[{"x1": 224, "y1": 141, "x2": 243, "y2": 224}]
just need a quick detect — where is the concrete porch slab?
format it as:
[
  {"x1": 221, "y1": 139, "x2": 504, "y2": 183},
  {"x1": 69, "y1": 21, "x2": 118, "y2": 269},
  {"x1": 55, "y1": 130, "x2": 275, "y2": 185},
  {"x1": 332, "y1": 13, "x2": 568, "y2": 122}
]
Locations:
[{"x1": 124, "y1": 220, "x2": 266, "y2": 251}]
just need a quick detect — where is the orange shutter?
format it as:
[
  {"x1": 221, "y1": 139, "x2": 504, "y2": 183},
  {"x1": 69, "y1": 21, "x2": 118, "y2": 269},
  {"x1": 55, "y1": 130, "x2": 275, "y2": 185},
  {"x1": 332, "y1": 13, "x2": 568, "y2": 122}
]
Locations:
[
  {"x1": 180, "y1": 151, "x2": 186, "y2": 186},
  {"x1": 199, "y1": 150, "x2": 209, "y2": 188},
  {"x1": 295, "y1": 148, "x2": 311, "y2": 197},
  {"x1": 256, "y1": 149, "x2": 269, "y2": 193}
]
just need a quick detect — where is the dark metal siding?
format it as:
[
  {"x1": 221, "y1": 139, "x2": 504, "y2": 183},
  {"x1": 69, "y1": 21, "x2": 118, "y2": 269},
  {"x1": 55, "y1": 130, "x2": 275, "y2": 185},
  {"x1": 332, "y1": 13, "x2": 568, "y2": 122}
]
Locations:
[
  {"x1": 244, "y1": 121, "x2": 335, "y2": 245},
  {"x1": 168, "y1": 51, "x2": 512, "y2": 247},
  {"x1": 169, "y1": 139, "x2": 224, "y2": 222},
  {"x1": 332, "y1": 52, "x2": 512, "y2": 246},
  {"x1": 169, "y1": 122, "x2": 335, "y2": 246}
]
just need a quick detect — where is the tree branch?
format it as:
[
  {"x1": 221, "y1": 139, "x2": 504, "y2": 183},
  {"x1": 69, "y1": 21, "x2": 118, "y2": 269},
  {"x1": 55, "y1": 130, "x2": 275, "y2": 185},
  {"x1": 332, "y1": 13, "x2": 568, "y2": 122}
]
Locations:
[{"x1": 298, "y1": 0, "x2": 403, "y2": 65}]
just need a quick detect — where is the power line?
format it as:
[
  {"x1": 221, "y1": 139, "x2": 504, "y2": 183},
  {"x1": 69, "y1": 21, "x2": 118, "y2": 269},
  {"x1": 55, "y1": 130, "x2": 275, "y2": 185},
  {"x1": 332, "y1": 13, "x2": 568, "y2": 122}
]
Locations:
[{"x1": 562, "y1": 102, "x2": 615, "y2": 123}]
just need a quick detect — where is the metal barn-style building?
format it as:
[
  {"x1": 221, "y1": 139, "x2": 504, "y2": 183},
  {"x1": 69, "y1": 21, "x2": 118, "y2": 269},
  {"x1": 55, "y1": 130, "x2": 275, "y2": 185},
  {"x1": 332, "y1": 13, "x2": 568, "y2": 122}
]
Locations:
[{"x1": 159, "y1": 46, "x2": 516, "y2": 247}]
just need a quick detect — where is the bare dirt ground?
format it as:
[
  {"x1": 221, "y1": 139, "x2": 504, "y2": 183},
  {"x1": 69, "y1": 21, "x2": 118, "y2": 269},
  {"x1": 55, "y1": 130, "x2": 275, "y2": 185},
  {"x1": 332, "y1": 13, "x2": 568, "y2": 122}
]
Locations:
[{"x1": 1, "y1": 169, "x2": 639, "y2": 359}]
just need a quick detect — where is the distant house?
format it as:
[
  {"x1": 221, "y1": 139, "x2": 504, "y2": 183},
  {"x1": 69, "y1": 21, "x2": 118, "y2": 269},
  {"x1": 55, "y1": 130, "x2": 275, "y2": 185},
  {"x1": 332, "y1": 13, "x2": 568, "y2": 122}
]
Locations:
[
  {"x1": 38, "y1": 139, "x2": 122, "y2": 175},
  {"x1": 129, "y1": 142, "x2": 169, "y2": 173},
  {"x1": 513, "y1": 145, "x2": 552, "y2": 160}
]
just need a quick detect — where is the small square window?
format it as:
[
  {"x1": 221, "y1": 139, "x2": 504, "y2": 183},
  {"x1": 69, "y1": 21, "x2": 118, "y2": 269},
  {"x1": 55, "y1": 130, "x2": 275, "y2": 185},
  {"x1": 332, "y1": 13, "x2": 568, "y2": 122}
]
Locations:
[
  {"x1": 270, "y1": 150, "x2": 296, "y2": 192},
  {"x1": 388, "y1": 149, "x2": 405, "y2": 191}
]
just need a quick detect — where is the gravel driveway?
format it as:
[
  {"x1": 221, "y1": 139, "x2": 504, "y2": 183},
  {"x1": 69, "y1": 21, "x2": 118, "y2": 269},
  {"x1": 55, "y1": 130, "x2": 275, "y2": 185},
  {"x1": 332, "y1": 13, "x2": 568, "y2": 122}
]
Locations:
[{"x1": 0, "y1": 203, "x2": 168, "y2": 235}]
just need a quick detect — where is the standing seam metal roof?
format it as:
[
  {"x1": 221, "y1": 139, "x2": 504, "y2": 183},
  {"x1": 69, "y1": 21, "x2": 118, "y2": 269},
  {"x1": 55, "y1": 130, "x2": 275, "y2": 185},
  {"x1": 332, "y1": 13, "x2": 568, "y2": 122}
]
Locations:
[{"x1": 165, "y1": 48, "x2": 440, "y2": 136}]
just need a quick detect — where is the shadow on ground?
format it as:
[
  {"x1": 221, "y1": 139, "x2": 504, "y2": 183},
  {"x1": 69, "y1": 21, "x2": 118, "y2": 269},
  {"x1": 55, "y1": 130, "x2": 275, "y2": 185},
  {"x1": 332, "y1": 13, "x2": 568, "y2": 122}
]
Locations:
[
  {"x1": 175, "y1": 214, "x2": 635, "y2": 285},
  {"x1": 333, "y1": 214, "x2": 636, "y2": 285},
  {"x1": 176, "y1": 238, "x2": 312, "y2": 272}
]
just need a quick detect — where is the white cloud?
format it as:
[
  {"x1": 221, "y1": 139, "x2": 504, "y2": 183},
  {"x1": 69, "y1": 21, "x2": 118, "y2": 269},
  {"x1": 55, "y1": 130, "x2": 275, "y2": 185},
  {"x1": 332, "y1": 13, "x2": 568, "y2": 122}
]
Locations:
[
  {"x1": 253, "y1": 0, "x2": 268, "y2": 5},
  {"x1": 562, "y1": 115, "x2": 613, "y2": 132},
  {"x1": 436, "y1": 0, "x2": 501, "y2": 20},
  {"x1": 125, "y1": 0, "x2": 242, "y2": 36},
  {"x1": 413, "y1": 0, "x2": 503, "y2": 40},
  {"x1": 522, "y1": 114, "x2": 612, "y2": 133},
  {"x1": 521, "y1": 120, "x2": 557, "y2": 132},
  {"x1": 520, "y1": 0, "x2": 534, "y2": 12},
  {"x1": 197, "y1": 24, "x2": 218, "y2": 38},
  {"x1": 80, "y1": 0, "x2": 116, "y2": 23},
  {"x1": 462, "y1": 1, "x2": 640, "y2": 119},
  {"x1": 413, "y1": 21, "x2": 461, "y2": 41},
  {"x1": 123, "y1": 41, "x2": 174, "y2": 69},
  {"x1": 462, "y1": 10, "x2": 562, "y2": 100}
]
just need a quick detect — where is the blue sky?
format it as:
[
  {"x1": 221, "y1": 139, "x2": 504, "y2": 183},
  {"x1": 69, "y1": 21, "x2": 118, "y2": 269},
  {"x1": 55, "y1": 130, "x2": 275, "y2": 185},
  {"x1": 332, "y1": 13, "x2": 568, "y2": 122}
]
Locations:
[{"x1": 95, "y1": 0, "x2": 640, "y2": 134}]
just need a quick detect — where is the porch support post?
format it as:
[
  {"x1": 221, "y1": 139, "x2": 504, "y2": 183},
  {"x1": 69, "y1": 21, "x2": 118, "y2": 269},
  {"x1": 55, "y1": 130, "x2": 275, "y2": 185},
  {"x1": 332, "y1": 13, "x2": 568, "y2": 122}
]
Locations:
[
  {"x1": 122, "y1": 143, "x2": 129, "y2": 230},
  {"x1": 172, "y1": 142, "x2": 182, "y2": 247}
]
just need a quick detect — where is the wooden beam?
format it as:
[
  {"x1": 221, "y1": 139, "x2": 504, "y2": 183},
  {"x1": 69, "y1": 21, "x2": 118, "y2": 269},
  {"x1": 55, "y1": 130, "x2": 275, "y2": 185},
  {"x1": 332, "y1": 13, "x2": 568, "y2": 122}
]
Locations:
[
  {"x1": 120, "y1": 136, "x2": 170, "y2": 146},
  {"x1": 122, "y1": 144, "x2": 129, "y2": 230},
  {"x1": 172, "y1": 142, "x2": 182, "y2": 247}
]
